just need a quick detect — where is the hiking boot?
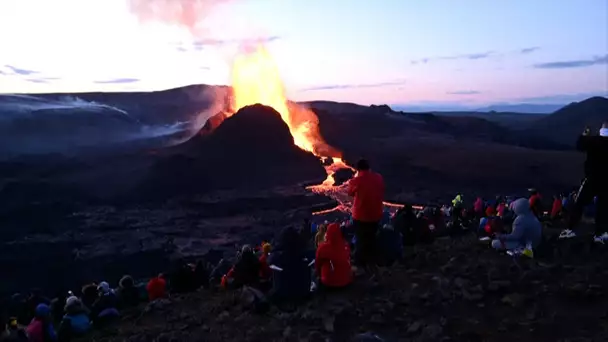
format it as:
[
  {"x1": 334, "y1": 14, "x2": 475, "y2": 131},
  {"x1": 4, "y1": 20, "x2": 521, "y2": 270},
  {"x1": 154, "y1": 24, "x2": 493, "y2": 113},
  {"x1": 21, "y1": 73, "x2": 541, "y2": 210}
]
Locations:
[
  {"x1": 559, "y1": 229, "x2": 576, "y2": 239},
  {"x1": 593, "y1": 232, "x2": 608, "y2": 244}
]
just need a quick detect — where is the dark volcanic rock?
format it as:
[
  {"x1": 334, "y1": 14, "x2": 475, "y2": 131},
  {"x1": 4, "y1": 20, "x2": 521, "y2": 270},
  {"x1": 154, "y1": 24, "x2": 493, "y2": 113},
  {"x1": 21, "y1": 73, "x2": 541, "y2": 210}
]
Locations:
[{"x1": 139, "y1": 104, "x2": 327, "y2": 198}]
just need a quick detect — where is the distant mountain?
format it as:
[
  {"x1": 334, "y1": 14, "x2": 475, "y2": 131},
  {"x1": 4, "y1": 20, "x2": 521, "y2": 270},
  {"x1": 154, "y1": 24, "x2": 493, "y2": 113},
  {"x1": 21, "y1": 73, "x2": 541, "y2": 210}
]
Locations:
[
  {"x1": 526, "y1": 96, "x2": 608, "y2": 145},
  {"x1": 475, "y1": 103, "x2": 564, "y2": 114}
]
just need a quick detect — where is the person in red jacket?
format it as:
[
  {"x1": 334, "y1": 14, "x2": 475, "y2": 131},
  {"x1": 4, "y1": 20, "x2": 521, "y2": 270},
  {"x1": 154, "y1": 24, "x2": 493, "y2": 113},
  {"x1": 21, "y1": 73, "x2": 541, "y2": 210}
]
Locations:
[
  {"x1": 485, "y1": 205, "x2": 496, "y2": 217},
  {"x1": 529, "y1": 189, "x2": 543, "y2": 218},
  {"x1": 315, "y1": 223, "x2": 353, "y2": 290},
  {"x1": 146, "y1": 274, "x2": 167, "y2": 301},
  {"x1": 550, "y1": 195, "x2": 563, "y2": 220},
  {"x1": 497, "y1": 202, "x2": 506, "y2": 218},
  {"x1": 258, "y1": 243, "x2": 272, "y2": 280},
  {"x1": 347, "y1": 159, "x2": 385, "y2": 274}
]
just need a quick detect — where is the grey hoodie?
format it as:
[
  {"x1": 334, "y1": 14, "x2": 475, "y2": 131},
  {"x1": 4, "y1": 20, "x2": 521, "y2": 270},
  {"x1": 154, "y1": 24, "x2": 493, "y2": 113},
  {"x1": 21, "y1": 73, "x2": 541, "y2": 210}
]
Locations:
[{"x1": 501, "y1": 198, "x2": 542, "y2": 247}]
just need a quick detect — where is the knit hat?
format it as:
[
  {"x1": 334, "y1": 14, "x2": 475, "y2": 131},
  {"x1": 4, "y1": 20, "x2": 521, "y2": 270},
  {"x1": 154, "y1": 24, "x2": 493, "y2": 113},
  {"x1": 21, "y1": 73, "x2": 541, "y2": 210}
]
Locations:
[{"x1": 262, "y1": 243, "x2": 271, "y2": 254}]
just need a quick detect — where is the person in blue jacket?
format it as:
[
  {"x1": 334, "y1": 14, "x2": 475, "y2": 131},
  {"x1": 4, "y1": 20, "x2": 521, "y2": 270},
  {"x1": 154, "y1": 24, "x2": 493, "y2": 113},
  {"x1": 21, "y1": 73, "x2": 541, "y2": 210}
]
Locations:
[{"x1": 58, "y1": 297, "x2": 90, "y2": 342}]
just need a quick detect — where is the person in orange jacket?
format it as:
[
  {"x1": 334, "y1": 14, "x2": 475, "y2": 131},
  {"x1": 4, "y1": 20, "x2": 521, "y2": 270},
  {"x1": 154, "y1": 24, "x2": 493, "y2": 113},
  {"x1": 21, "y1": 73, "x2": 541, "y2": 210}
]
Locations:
[
  {"x1": 146, "y1": 274, "x2": 167, "y2": 301},
  {"x1": 315, "y1": 223, "x2": 353, "y2": 290}
]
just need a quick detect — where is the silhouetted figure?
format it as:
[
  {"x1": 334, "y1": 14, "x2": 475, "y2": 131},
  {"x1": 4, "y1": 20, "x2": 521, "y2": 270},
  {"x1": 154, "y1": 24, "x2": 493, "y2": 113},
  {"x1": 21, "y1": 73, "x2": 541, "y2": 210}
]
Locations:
[{"x1": 561, "y1": 123, "x2": 608, "y2": 243}]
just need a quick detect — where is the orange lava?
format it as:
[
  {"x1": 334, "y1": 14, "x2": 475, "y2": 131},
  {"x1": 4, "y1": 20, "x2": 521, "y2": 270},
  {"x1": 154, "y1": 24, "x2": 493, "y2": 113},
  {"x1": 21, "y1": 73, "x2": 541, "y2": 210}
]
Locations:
[{"x1": 230, "y1": 45, "x2": 330, "y2": 156}]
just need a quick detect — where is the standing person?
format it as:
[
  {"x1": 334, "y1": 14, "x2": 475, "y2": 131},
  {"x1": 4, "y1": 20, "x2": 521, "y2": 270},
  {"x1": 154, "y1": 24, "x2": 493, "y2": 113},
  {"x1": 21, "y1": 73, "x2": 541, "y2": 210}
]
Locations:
[
  {"x1": 348, "y1": 159, "x2": 385, "y2": 277},
  {"x1": 560, "y1": 123, "x2": 608, "y2": 242}
]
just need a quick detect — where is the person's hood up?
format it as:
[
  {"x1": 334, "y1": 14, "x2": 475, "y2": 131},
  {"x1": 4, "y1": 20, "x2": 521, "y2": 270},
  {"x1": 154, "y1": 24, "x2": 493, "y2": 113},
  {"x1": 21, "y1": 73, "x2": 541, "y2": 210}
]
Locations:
[
  {"x1": 35, "y1": 303, "x2": 51, "y2": 317},
  {"x1": 511, "y1": 198, "x2": 531, "y2": 216},
  {"x1": 119, "y1": 275, "x2": 134, "y2": 289},
  {"x1": 65, "y1": 296, "x2": 79, "y2": 308},
  {"x1": 97, "y1": 281, "x2": 111, "y2": 294},
  {"x1": 324, "y1": 223, "x2": 343, "y2": 245}
]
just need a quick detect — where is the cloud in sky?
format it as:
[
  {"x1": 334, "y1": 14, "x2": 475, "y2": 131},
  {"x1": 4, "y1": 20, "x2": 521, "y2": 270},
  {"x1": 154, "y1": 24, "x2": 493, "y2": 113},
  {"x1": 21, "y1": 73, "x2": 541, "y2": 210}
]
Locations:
[
  {"x1": 24, "y1": 77, "x2": 61, "y2": 84},
  {"x1": 447, "y1": 90, "x2": 481, "y2": 95},
  {"x1": 533, "y1": 55, "x2": 608, "y2": 69},
  {"x1": 94, "y1": 78, "x2": 141, "y2": 84},
  {"x1": 300, "y1": 80, "x2": 407, "y2": 92},
  {"x1": 411, "y1": 47, "x2": 541, "y2": 65},
  {"x1": 520, "y1": 47, "x2": 540, "y2": 54},
  {"x1": 3, "y1": 65, "x2": 40, "y2": 75}
]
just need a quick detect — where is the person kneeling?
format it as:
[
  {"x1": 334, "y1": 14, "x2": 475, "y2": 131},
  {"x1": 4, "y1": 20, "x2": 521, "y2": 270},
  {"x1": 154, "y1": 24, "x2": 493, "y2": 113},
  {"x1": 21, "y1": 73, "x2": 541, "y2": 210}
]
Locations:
[
  {"x1": 491, "y1": 198, "x2": 542, "y2": 256},
  {"x1": 315, "y1": 223, "x2": 353, "y2": 291}
]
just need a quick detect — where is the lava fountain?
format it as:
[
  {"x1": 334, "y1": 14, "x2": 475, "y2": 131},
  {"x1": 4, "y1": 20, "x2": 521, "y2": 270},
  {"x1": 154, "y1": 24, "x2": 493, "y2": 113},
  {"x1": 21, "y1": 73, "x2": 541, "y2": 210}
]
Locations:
[{"x1": 229, "y1": 45, "x2": 351, "y2": 194}]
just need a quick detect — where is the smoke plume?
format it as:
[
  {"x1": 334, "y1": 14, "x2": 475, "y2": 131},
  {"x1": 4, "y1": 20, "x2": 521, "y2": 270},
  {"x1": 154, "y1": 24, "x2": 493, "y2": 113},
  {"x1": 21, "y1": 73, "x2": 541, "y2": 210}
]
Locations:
[{"x1": 128, "y1": 0, "x2": 234, "y2": 36}]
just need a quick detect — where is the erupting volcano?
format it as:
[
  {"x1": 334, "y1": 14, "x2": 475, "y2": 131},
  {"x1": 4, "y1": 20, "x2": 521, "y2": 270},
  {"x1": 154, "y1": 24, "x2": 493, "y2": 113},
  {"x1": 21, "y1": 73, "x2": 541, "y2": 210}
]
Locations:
[{"x1": 228, "y1": 45, "x2": 354, "y2": 201}]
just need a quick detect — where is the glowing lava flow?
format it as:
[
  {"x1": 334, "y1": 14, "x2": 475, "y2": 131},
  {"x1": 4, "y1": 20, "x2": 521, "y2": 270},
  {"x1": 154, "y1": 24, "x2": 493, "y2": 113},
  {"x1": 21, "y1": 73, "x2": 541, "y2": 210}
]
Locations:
[
  {"x1": 229, "y1": 45, "x2": 410, "y2": 215},
  {"x1": 229, "y1": 45, "x2": 352, "y2": 206}
]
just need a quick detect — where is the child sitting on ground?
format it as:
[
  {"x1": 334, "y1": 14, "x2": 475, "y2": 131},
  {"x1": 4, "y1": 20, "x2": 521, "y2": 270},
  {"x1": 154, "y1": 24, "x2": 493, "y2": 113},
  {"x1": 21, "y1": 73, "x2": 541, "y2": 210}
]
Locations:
[{"x1": 491, "y1": 198, "x2": 542, "y2": 256}]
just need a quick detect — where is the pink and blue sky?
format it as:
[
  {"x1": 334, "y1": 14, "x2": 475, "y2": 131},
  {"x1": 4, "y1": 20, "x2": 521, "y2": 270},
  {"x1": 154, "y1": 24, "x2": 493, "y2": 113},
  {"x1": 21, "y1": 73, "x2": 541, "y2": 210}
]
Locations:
[{"x1": 0, "y1": 0, "x2": 606, "y2": 107}]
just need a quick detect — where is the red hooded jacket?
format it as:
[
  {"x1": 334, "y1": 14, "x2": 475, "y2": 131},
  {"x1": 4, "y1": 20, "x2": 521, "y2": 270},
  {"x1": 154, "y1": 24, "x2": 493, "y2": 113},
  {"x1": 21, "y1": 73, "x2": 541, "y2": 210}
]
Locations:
[
  {"x1": 348, "y1": 170, "x2": 385, "y2": 222},
  {"x1": 315, "y1": 223, "x2": 353, "y2": 288},
  {"x1": 146, "y1": 276, "x2": 166, "y2": 301},
  {"x1": 485, "y1": 205, "x2": 496, "y2": 217}
]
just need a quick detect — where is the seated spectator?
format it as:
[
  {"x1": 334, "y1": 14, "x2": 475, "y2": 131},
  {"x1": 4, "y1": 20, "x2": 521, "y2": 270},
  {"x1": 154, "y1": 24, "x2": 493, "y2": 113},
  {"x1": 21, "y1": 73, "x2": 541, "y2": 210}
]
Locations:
[
  {"x1": 1, "y1": 317, "x2": 27, "y2": 342},
  {"x1": 315, "y1": 223, "x2": 353, "y2": 290},
  {"x1": 314, "y1": 224, "x2": 327, "y2": 248},
  {"x1": 26, "y1": 304, "x2": 57, "y2": 342},
  {"x1": 376, "y1": 224, "x2": 403, "y2": 266},
  {"x1": 91, "y1": 282, "x2": 119, "y2": 327},
  {"x1": 80, "y1": 284, "x2": 98, "y2": 312},
  {"x1": 492, "y1": 198, "x2": 542, "y2": 253},
  {"x1": 49, "y1": 292, "x2": 66, "y2": 324},
  {"x1": 268, "y1": 226, "x2": 312, "y2": 303},
  {"x1": 393, "y1": 204, "x2": 419, "y2": 246},
  {"x1": 170, "y1": 262, "x2": 198, "y2": 293},
  {"x1": 551, "y1": 195, "x2": 563, "y2": 220},
  {"x1": 116, "y1": 275, "x2": 140, "y2": 309},
  {"x1": 210, "y1": 260, "x2": 231, "y2": 286},
  {"x1": 221, "y1": 245, "x2": 261, "y2": 289},
  {"x1": 485, "y1": 205, "x2": 496, "y2": 217},
  {"x1": 146, "y1": 274, "x2": 167, "y2": 301},
  {"x1": 497, "y1": 202, "x2": 507, "y2": 218},
  {"x1": 259, "y1": 243, "x2": 272, "y2": 280},
  {"x1": 58, "y1": 297, "x2": 90, "y2": 342},
  {"x1": 194, "y1": 260, "x2": 211, "y2": 289},
  {"x1": 26, "y1": 290, "x2": 50, "y2": 323}
]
